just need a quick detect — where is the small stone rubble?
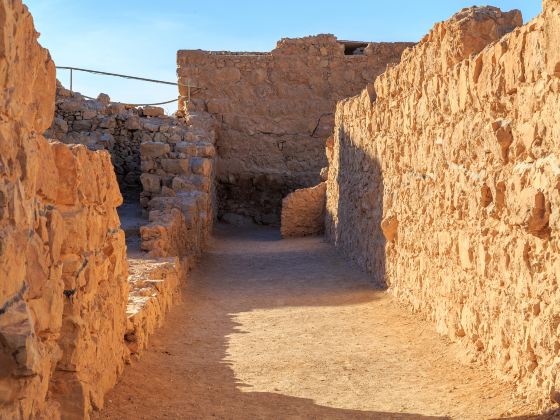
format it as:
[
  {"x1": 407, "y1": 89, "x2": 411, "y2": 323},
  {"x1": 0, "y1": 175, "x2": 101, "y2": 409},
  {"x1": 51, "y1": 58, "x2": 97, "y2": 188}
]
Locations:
[{"x1": 118, "y1": 201, "x2": 187, "y2": 358}]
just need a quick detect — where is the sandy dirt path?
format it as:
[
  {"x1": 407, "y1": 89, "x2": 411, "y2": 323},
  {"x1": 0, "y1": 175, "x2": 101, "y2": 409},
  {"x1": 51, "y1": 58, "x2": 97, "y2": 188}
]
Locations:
[{"x1": 95, "y1": 225, "x2": 548, "y2": 419}]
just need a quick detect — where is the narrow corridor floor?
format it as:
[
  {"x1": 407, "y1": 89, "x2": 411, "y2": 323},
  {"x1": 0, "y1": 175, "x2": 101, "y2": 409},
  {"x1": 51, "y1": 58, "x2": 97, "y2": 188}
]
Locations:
[{"x1": 96, "y1": 225, "x2": 546, "y2": 419}]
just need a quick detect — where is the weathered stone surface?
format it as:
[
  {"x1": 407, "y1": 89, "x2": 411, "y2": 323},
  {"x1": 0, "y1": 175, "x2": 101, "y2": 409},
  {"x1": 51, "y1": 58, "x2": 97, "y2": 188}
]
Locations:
[
  {"x1": 46, "y1": 86, "x2": 197, "y2": 194},
  {"x1": 160, "y1": 158, "x2": 190, "y2": 175},
  {"x1": 138, "y1": 112, "x2": 216, "y2": 259},
  {"x1": 326, "y1": 5, "x2": 560, "y2": 409},
  {"x1": 140, "y1": 173, "x2": 161, "y2": 193},
  {"x1": 140, "y1": 141, "x2": 171, "y2": 158},
  {"x1": 281, "y1": 182, "x2": 326, "y2": 238},
  {"x1": 140, "y1": 192, "x2": 208, "y2": 258},
  {"x1": 125, "y1": 255, "x2": 187, "y2": 356},
  {"x1": 190, "y1": 157, "x2": 212, "y2": 176},
  {"x1": 0, "y1": 3, "x2": 129, "y2": 418},
  {"x1": 178, "y1": 35, "x2": 414, "y2": 224},
  {"x1": 142, "y1": 106, "x2": 165, "y2": 117}
]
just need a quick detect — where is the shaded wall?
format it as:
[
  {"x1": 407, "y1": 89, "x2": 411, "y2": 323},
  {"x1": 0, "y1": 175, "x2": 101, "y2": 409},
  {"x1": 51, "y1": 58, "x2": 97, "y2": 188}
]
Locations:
[{"x1": 327, "y1": 4, "x2": 560, "y2": 408}]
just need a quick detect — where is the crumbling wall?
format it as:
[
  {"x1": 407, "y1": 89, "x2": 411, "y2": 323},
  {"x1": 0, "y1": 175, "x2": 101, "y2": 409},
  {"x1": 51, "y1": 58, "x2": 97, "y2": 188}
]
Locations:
[
  {"x1": 47, "y1": 88, "x2": 217, "y2": 260},
  {"x1": 46, "y1": 88, "x2": 218, "y2": 407},
  {"x1": 125, "y1": 254, "x2": 187, "y2": 357},
  {"x1": 327, "y1": 4, "x2": 560, "y2": 408},
  {"x1": 0, "y1": 1, "x2": 128, "y2": 418},
  {"x1": 281, "y1": 183, "x2": 327, "y2": 238},
  {"x1": 47, "y1": 86, "x2": 181, "y2": 196},
  {"x1": 43, "y1": 144, "x2": 128, "y2": 419},
  {"x1": 178, "y1": 36, "x2": 413, "y2": 224}
]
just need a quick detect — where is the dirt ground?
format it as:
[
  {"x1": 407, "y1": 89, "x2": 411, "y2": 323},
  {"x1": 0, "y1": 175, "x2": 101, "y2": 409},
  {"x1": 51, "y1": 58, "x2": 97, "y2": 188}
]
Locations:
[{"x1": 95, "y1": 224, "x2": 555, "y2": 420}]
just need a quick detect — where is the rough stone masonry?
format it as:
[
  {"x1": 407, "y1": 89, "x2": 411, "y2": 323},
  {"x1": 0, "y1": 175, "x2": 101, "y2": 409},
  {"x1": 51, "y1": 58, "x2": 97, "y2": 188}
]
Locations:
[
  {"x1": 327, "y1": 4, "x2": 560, "y2": 409},
  {"x1": 4, "y1": 0, "x2": 560, "y2": 417},
  {"x1": 47, "y1": 85, "x2": 217, "y2": 259},
  {"x1": 177, "y1": 36, "x2": 413, "y2": 225},
  {"x1": 0, "y1": 2, "x2": 128, "y2": 417},
  {"x1": 0, "y1": 2, "x2": 216, "y2": 418}
]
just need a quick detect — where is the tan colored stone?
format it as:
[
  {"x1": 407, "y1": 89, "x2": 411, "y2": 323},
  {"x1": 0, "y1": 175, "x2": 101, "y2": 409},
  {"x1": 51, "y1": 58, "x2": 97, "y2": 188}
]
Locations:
[
  {"x1": 190, "y1": 157, "x2": 212, "y2": 176},
  {"x1": 140, "y1": 141, "x2": 171, "y2": 158},
  {"x1": 125, "y1": 256, "x2": 187, "y2": 355},
  {"x1": 160, "y1": 158, "x2": 190, "y2": 175},
  {"x1": 175, "y1": 141, "x2": 197, "y2": 155},
  {"x1": 142, "y1": 106, "x2": 165, "y2": 117},
  {"x1": 140, "y1": 173, "x2": 162, "y2": 194},
  {"x1": 380, "y1": 216, "x2": 398, "y2": 242},
  {"x1": 178, "y1": 35, "x2": 413, "y2": 224},
  {"x1": 281, "y1": 183, "x2": 326, "y2": 238},
  {"x1": 326, "y1": 5, "x2": 559, "y2": 410}
]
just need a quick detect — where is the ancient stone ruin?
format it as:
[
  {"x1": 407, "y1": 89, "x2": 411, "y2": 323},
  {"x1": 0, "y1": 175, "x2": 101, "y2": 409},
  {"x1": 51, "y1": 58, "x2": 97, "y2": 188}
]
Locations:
[
  {"x1": 2, "y1": 0, "x2": 560, "y2": 418},
  {"x1": 178, "y1": 36, "x2": 413, "y2": 225},
  {"x1": 327, "y1": 5, "x2": 560, "y2": 407}
]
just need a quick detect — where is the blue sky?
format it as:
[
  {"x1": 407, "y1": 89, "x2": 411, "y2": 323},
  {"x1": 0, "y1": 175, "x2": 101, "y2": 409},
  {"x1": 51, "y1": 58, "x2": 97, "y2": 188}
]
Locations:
[{"x1": 25, "y1": 1, "x2": 542, "y2": 114}]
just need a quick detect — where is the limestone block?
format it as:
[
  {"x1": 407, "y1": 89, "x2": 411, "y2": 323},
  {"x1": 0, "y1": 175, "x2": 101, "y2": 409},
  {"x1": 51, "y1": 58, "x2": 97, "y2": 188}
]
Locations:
[
  {"x1": 141, "y1": 160, "x2": 156, "y2": 172},
  {"x1": 160, "y1": 159, "x2": 190, "y2": 175},
  {"x1": 140, "y1": 173, "x2": 162, "y2": 194},
  {"x1": 142, "y1": 120, "x2": 160, "y2": 132},
  {"x1": 175, "y1": 141, "x2": 197, "y2": 155},
  {"x1": 142, "y1": 106, "x2": 165, "y2": 117},
  {"x1": 99, "y1": 116, "x2": 116, "y2": 129},
  {"x1": 172, "y1": 175, "x2": 211, "y2": 193},
  {"x1": 140, "y1": 141, "x2": 171, "y2": 158},
  {"x1": 97, "y1": 93, "x2": 111, "y2": 105},
  {"x1": 190, "y1": 157, "x2": 212, "y2": 176},
  {"x1": 125, "y1": 115, "x2": 141, "y2": 130},
  {"x1": 59, "y1": 100, "x2": 82, "y2": 113},
  {"x1": 195, "y1": 143, "x2": 216, "y2": 158}
]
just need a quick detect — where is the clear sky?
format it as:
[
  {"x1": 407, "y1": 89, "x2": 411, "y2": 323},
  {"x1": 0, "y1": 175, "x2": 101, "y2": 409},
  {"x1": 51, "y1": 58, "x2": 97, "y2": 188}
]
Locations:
[{"x1": 25, "y1": 1, "x2": 542, "y2": 114}]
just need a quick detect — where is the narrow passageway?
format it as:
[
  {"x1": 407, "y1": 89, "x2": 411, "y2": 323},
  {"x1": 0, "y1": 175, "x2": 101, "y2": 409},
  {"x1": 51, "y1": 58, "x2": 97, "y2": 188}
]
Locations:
[{"x1": 95, "y1": 226, "x2": 533, "y2": 419}]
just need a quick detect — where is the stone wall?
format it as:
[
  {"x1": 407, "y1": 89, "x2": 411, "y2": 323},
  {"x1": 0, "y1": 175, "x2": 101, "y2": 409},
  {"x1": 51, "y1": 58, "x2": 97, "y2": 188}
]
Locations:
[
  {"x1": 47, "y1": 85, "x2": 182, "y2": 196},
  {"x1": 327, "y1": 4, "x2": 560, "y2": 408},
  {"x1": 177, "y1": 35, "x2": 413, "y2": 224},
  {"x1": 125, "y1": 254, "x2": 187, "y2": 357},
  {"x1": 139, "y1": 109, "x2": 216, "y2": 258},
  {"x1": 281, "y1": 183, "x2": 327, "y2": 238},
  {"x1": 0, "y1": 2, "x2": 128, "y2": 418},
  {"x1": 47, "y1": 88, "x2": 217, "y2": 260}
]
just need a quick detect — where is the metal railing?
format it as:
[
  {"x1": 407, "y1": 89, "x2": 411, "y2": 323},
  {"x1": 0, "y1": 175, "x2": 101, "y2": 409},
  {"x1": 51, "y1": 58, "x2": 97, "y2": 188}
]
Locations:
[{"x1": 56, "y1": 66, "x2": 201, "y2": 107}]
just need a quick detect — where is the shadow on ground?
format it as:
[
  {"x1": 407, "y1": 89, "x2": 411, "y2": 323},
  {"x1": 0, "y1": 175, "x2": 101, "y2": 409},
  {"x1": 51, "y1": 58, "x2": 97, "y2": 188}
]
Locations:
[{"x1": 94, "y1": 224, "x2": 548, "y2": 419}]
